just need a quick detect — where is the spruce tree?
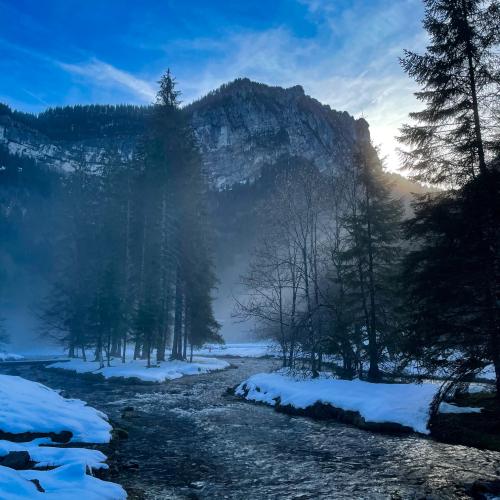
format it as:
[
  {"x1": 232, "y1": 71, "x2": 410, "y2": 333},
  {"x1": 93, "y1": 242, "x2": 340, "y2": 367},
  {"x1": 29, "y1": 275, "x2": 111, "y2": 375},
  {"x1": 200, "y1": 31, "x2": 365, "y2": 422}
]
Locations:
[
  {"x1": 399, "y1": 0, "x2": 500, "y2": 186},
  {"x1": 342, "y1": 142, "x2": 404, "y2": 381},
  {"x1": 400, "y1": 0, "x2": 500, "y2": 392}
]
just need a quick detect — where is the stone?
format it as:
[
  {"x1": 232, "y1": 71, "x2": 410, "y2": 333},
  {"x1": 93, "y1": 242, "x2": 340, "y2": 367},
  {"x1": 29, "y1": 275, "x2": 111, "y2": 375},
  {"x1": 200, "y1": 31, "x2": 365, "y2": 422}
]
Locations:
[
  {"x1": 469, "y1": 479, "x2": 500, "y2": 499},
  {"x1": 0, "y1": 451, "x2": 31, "y2": 469},
  {"x1": 30, "y1": 479, "x2": 45, "y2": 493},
  {"x1": 189, "y1": 481, "x2": 206, "y2": 489}
]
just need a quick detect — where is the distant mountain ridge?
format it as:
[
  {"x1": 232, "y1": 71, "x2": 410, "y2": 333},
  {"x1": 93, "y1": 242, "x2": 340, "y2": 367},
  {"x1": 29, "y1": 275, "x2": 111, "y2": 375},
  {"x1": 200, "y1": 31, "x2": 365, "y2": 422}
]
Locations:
[{"x1": 0, "y1": 78, "x2": 370, "y2": 188}]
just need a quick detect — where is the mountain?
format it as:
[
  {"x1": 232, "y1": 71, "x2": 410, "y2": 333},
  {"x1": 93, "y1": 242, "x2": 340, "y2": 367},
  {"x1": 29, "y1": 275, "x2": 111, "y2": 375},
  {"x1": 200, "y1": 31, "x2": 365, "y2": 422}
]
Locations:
[
  {"x1": 186, "y1": 79, "x2": 369, "y2": 187},
  {"x1": 0, "y1": 79, "x2": 368, "y2": 188}
]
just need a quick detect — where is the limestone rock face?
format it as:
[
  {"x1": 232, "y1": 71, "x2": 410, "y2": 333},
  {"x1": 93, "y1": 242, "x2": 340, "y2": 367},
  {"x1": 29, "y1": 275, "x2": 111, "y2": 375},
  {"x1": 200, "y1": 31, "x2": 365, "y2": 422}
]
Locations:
[
  {"x1": 0, "y1": 79, "x2": 369, "y2": 187},
  {"x1": 187, "y1": 79, "x2": 369, "y2": 187}
]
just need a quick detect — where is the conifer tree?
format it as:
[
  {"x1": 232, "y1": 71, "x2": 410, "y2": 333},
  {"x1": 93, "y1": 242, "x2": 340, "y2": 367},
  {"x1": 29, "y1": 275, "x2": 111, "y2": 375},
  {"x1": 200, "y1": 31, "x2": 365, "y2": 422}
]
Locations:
[
  {"x1": 399, "y1": 0, "x2": 500, "y2": 186},
  {"x1": 342, "y1": 142, "x2": 404, "y2": 380},
  {"x1": 400, "y1": 0, "x2": 500, "y2": 393}
]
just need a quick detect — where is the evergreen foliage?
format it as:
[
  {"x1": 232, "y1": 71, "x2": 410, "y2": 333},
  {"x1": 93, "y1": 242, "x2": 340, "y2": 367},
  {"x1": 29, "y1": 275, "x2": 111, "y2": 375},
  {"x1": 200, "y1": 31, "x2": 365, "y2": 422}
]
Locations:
[
  {"x1": 399, "y1": 0, "x2": 500, "y2": 186},
  {"x1": 38, "y1": 72, "x2": 220, "y2": 363},
  {"x1": 400, "y1": 0, "x2": 500, "y2": 394}
]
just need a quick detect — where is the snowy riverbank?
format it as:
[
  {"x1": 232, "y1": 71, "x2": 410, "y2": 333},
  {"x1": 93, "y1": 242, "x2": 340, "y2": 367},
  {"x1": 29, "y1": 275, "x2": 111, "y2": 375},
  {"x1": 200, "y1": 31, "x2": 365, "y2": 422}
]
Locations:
[
  {"x1": 0, "y1": 374, "x2": 125, "y2": 499},
  {"x1": 0, "y1": 351, "x2": 24, "y2": 362},
  {"x1": 48, "y1": 356, "x2": 230, "y2": 383},
  {"x1": 235, "y1": 372, "x2": 482, "y2": 435},
  {"x1": 193, "y1": 343, "x2": 274, "y2": 358}
]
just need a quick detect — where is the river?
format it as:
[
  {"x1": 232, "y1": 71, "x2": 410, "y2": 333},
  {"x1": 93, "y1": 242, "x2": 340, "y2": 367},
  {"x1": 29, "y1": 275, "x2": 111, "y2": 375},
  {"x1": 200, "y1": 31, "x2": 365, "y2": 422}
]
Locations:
[{"x1": 1, "y1": 358, "x2": 499, "y2": 499}]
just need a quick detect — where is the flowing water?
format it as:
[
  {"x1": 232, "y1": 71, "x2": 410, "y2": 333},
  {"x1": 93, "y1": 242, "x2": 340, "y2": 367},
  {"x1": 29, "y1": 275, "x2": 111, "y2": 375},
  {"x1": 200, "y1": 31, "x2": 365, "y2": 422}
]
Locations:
[{"x1": 1, "y1": 358, "x2": 499, "y2": 499}]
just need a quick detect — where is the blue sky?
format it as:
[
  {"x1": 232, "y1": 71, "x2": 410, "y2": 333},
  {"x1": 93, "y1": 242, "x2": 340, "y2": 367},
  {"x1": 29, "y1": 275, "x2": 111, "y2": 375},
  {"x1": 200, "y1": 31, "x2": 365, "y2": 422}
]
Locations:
[{"x1": 0, "y1": 0, "x2": 425, "y2": 171}]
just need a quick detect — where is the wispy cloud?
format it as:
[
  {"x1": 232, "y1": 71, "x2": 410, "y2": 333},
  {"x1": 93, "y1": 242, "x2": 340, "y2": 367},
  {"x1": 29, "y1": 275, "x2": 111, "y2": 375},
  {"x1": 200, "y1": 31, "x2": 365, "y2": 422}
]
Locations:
[
  {"x1": 173, "y1": 0, "x2": 425, "y2": 171},
  {"x1": 57, "y1": 59, "x2": 156, "y2": 101},
  {"x1": 0, "y1": 38, "x2": 155, "y2": 103}
]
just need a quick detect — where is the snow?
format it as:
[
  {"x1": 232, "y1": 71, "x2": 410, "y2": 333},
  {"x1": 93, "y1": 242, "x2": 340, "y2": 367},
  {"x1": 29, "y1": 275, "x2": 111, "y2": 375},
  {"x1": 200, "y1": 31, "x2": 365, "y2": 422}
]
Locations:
[
  {"x1": 477, "y1": 364, "x2": 496, "y2": 380},
  {"x1": 0, "y1": 438, "x2": 108, "y2": 470},
  {"x1": 0, "y1": 375, "x2": 124, "y2": 499},
  {"x1": 0, "y1": 375, "x2": 112, "y2": 443},
  {"x1": 468, "y1": 383, "x2": 495, "y2": 394},
  {"x1": 236, "y1": 372, "x2": 440, "y2": 434},
  {"x1": 0, "y1": 463, "x2": 126, "y2": 500},
  {"x1": 0, "y1": 352, "x2": 24, "y2": 362},
  {"x1": 193, "y1": 342, "x2": 274, "y2": 358},
  {"x1": 48, "y1": 356, "x2": 230, "y2": 383},
  {"x1": 438, "y1": 402, "x2": 483, "y2": 414}
]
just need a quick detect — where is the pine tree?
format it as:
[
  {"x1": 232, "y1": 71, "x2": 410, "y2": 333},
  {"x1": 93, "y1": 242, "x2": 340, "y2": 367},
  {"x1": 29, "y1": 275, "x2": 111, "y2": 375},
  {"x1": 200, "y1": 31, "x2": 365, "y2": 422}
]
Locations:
[
  {"x1": 399, "y1": 0, "x2": 500, "y2": 186},
  {"x1": 141, "y1": 69, "x2": 220, "y2": 361},
  {"x1": 400, "y1": 0, "x2": 500, "y2": 393},
  {"x1": 342, "y1": 142, "x2": 404, "y2": 381}
]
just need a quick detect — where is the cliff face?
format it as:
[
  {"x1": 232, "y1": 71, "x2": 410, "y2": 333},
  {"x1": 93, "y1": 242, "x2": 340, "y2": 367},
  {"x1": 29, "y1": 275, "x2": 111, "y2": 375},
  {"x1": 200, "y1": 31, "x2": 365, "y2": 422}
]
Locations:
[
  {"x1": 0, "y1": 114, "x2": 135, "y2": 174},
  {"x1": 0, "y1": 79, "x2": 369, "y2": 187},
  {"x1": 187, "y1": 79, "x2": 369, "y2": 187}
]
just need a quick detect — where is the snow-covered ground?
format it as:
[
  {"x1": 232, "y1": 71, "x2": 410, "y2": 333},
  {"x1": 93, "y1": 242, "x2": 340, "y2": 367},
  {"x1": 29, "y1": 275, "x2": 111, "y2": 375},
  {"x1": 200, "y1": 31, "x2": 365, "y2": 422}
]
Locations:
[
  {"x1": 0, "y1": 374, "x2": 125, "y2": 499},
  {"x1": 0, "y1": 351, "x2": 24, "y2": 362},
  {"x1": 236, "y1": 372, "x2": 441, "y2": 434},
  {"x1": 2, "y1": 341, "x2": 275, "y2": 363},
  {"x1": 193, "y1": 342, "x2": 274, "y2": 358},
  {"x1": 0, "y1": 463, "x2": 125, "y2": 500},
  {"x1": 48, "y1": 356, "x2": 230, "y2": 383},
  {"x1": 477, "y1": 364, "x2": 496, "y2": 380},
  {"x1": 236, "y1": 371, "x2": 489, "y2": 434},
  {"x1": 0, "y1": 438, "x2": 108, "y2": 469},
  {"x1": 438, "y1": 402, "x2": 482, "y2": 414},
  {"x1": 0, "y1": 374, "x2": 112, "y2": 442}
]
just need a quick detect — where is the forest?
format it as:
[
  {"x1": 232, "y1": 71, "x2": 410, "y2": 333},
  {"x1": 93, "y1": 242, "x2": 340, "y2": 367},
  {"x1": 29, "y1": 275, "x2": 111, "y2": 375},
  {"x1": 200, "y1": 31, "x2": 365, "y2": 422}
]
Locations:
[{"x1": 1, "y1": 72, "x2": 222, "y2": 368}]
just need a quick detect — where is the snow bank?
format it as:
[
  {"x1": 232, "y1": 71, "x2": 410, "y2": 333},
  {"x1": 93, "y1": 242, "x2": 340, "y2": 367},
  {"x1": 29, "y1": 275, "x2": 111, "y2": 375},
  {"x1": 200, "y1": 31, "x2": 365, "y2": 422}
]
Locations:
[
  {"x1": 0, "y1": 463, "x2": 126, "y2": 500},
  {"x1": 193, "y1": 343, "x2": 274, "y2": 358},
  {"x1": 0, "y1": 352, "x2": 24, "y2": 362},
  {"x1": 48, "y1": 356, "x2": 229, "y2": 383},
  {"x1": 438, "y1": 402, "x2": 483, "y2": 414},
  {"x1": 0, "y1": 374, "x2": 112, "y2": 443},
  {"x1": 0, "y1": 375, "x2": 124, "y2": 498},
  {"x1": 0, "y1": 438, "x2": 108, "y2": 469},
  {"x1": 477, "y1": 364, "x2": 496, "y2": 380},
  {"x1": 236, "y1": 372, "x2": 440, "y2": 434}
]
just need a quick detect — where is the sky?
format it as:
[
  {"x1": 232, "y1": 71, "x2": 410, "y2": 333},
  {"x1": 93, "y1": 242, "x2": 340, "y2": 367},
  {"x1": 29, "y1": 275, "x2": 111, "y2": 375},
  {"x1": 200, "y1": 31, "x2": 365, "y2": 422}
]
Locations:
[{"x1": 0, "y1": 0, "x2": 426, "y2": 171}]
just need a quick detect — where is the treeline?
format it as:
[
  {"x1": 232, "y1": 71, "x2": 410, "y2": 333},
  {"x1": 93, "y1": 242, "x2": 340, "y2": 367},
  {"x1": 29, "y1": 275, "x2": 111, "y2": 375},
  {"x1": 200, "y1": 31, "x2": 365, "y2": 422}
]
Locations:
[
  {"x1": 0, "y1": 102, "x2": 151, "y2": 141},
  {"x1": 42, "y1": 72, "x2": 221, "y2": 367},
  {"x1": 237, "y1": 0, "x2": 500, "y2": 393}
]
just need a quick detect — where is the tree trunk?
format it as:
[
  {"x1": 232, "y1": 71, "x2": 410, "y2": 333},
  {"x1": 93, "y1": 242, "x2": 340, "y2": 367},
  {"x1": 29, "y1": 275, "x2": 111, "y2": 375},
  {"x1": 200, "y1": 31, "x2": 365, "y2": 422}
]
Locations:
[
  {"x1": 365, "y1": 186, "x2": 380, "y2": 382},
  {"x1": 461, "y1": 0, "x2": 486, "y2": 174},
  {"x1": 182, "y1": 300, "x2": 189, "y2": 360},
  {"x1": 122, "y1": 191, "x2": 132, "y2": 364},
  {"x1": 302, "y1": 245, "x2": 318, "y2": 377},
  {"x1": 133, "y1": 341, "x2": 141, "y2": 360},
  {"x1": 171, "y1": 268, "x2": 183, "y2": 360}
]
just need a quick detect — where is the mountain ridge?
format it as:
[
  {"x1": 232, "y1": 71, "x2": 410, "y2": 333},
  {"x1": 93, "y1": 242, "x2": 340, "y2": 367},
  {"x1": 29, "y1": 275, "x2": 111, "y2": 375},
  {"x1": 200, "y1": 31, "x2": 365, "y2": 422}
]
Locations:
[{"x1": 0, "y1": 78, "x2": 370, "y2": 188}]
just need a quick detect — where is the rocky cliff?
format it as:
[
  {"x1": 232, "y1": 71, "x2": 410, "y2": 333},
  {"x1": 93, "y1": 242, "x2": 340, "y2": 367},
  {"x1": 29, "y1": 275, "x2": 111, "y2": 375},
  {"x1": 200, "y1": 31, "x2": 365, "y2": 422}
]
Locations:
[{"x1": 186, "y1": 79, "x2": 369, "y2": 187}]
